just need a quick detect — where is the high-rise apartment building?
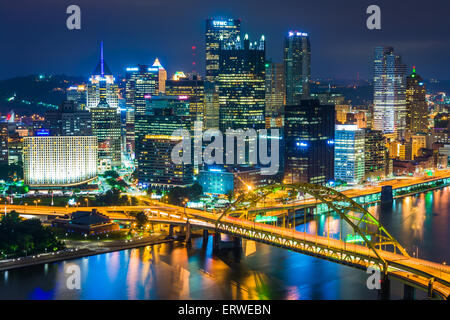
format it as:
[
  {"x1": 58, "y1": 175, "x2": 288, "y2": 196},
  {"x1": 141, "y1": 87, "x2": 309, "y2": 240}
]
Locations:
[
  {"x1": 373, "y1": 47, "x2": 406, "y2": 136},
  {"x1": 284, "y1": 31, "x2": 311, "y2": 104},
  {"x1": 205, "y1": 18, "x2": 241, "y2": 82}
]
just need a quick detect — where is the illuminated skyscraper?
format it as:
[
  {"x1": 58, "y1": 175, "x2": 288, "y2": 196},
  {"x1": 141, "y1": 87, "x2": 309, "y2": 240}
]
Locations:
[
  {"x1": 166, "y1": 75, "x2": 205, "y2": 127},
  {"x1": 364, "y1": 129, "x2": 387, "y2": 179},
  {"x1": 265, "y1": 61, "x2": 285, "y2": 126},
  {"x1": 406, "y1": 67, "x2": 428, "y2": 134},
  {"x1": 284, "y1": 31, "x2": 311, "y2": 104},
  {"x1": 91, "y1": 97, "x2": 122, "y2": 172},
  {"x1": 152, "y1": 58, "x2": 167, "y2": 93},
  {"x1": 284, "y1": 100, "x2": 335, "y2": 185},
  {"x1": 87, "y1": 42, "x2": 121, "y2": 171},
  {"x1": 125, "y1": 65, "x2": 159, "y2": 155},
  {"x1": 217, "y1": 34, "x2": 266, "y2": 131},
  {"x1": 334, "y1": 124, "x2": 365, "y2": 185},
  {"x1": 373, "y1": 47, "x2": 406, "y2": 136},
  {"x1": 0, "y1": 123, "x2": 8, "y2": 165},
  {"x1": 134, "y1": 96, "x2": 193, "y2": 187},
  {"x1": 205, "y1": 18, "x2": 241, "y2": 82},
  {"x1": 66, "y1": 85, "x2": 87, "y2": 110},
  {"x1": 86, "y1": 43, "x2": 119, "y2": 111},
  {"x1": 45, "y1": 101, "x2": 92, "y2": 137}
]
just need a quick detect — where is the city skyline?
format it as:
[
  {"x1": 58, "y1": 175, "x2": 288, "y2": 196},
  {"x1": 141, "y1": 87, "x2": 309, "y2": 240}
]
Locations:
[{"x1": 1, "y1": 0, "x2": 450, "y2": 81}]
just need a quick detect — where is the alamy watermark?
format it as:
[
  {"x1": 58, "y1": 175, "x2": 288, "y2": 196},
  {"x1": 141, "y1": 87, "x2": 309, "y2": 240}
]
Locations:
[
  {"x1": 65, "y1": 263, "x2": 81, "y2": 290},
  {"x1": 366, "y1": 5, "x2": 381, "y2": 30},
  {"x1": 366, "y1": 266, "x2": 381, "y2": 290},
  {"x1": 66, "y1": 5, "x2": 81, "y2": 30},
  {"x1": 170, "y1": 121, "x2": 280, "y2": 176}
]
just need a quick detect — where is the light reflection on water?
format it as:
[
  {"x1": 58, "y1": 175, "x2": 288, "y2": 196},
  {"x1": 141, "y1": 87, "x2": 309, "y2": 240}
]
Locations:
[{"x1": 0, "y1": 187, "x2": 449, "y2": 300}]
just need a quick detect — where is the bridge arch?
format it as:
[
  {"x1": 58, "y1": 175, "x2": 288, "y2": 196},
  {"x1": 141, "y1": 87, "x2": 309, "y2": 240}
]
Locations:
[{"x1": 219, "y1": 183, "x2": 410, "y2": 270}]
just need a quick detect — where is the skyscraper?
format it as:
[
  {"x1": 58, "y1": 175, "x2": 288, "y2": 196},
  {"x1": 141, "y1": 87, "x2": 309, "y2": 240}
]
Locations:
[
  {"x1": 284, "y1": 31, "x2": 311, "y2": 104},
  {"x1": 134, "y1": 96, "x2": 193, "y2": 188},
  {"x1": 364, "y1": 129, "x2": 386, "y2": 179},
  {"x1": 152, "y1": 58, "x2": 167, "y2": 93},
  {"x1": 217, "y1": 34, "x2": 266, "y2": 131},
  {"x1": 86, "y1": 42, "x2": 119, "y2": 111},
  {"x1": 265, "y1": 61, "x2": 285, "y2": 126},
  {"x1": 373, "y1": 47, "x2": 406, "y2": 136},
  {"x1": 406, "y1": 66, "x2": 428, "y2": 134},
  {"x1": 284, "y1": 100, "x2": 335, "y2": 185},
  {"x1": 91, "y1": 97, "x2": 122, "y2": 172},
  {"x1": 166, "y1": 75, "x2": 205, "y2": 127},
  {"x1": 205, "y1": 18, "x2": 241, "y2": 82},
  {"x1": 125, "y1": 65, "x2": 159, "y2": 155},
  {"x1": 88, "y1": 43, "x2": 121, "y2": 171},
  {"x1": 45, "y1": 101, "x2": 92, "y2": 136},
  {"x1": 334, "y1": 124, "x2": 365, "y2": 185}
]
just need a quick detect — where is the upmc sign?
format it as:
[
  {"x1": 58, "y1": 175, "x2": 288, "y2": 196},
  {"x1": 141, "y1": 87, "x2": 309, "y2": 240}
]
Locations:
[{"x1": 212, "y1": 20, "x2": 229, "y2": 27}]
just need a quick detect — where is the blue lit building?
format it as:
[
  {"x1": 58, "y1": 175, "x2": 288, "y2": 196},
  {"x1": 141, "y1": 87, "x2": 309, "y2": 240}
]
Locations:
[{"x1": 334, "y1": 124, "x2": 365, "y2": 185}]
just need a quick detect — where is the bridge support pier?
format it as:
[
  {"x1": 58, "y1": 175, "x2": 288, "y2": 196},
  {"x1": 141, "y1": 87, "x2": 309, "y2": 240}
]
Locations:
[
  {"x1": 379, "y1": 275, "x2": 391, "y2": 300},
  {"x1": 427, "y1": 278, "x2": 435, "y2": 299},
  {"x1": 202, "y1": 229, "x2": 209, "y2": 244},
  {"x1": 185, "y1": 221, "x2": 191, "y2": 244},
  {"x1": 213, "y1": 232, "x2": 221, "y2": 249},
  {"x1": 232, "y1": 236, "x2": 242, "y2": 249},
  {"x1": 168, "y1": 225, "x2": 174, "y2": 238},
  {"x1": 403, "y1": 284, "x2": 415, "y2": 300}
]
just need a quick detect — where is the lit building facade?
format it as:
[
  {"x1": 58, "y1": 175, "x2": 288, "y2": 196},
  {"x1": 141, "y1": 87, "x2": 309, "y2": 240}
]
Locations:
[
  {"x1": 205, "y1": 18, "x2": 241, "y2": 82},
  {"x1": 284, "y1": 100, "x2": 335, "y2": 185},
  {"x1": 334, "y1": 124, "x2": 365, "y2": 185},
  {"x1": 265, "y1": 61, "x2": 285, "y2": 125},
  {"x1": 23, "y1": 136, "x2": 98, "y2": 187},
  {"x1": 91, "y1": 98, "x2": 122, "y2": 172},
  {"x1": 284, "y1": 31, "x2": 311, "y2": 104},
  {"x1": 217, "y1": 34, "x2": 266, "y2": 131},
  {"x1": 135, "y1": 96, "x2": 193, "y2": 188},
  {"x1": 66, "y1": 85, "x2": 87, "y2": 110},
  {"x1": 166, "y1": 76, "x2": 205, "y2": 127},
  {"x1": 125, "y1": 65, "x2": 159, "y2": 156},
  {"x1": 86, "y1": 43, "x2": 119, "y2": 110},
  {"x1": 373, "y1": 47, "x2": 406, "y2": 136},
  {"x1": 152, "y1": 58, "x2": 167, "y2": 93},
  {"x1": 406, "y1": 67, "x2": 428, "y2": 134},
  {"x1": 45, "y1": 101, "x2": 92, "y2": 136},
  {"x1": 364, "y1": 129, "x2": 386, "y2": 179}
]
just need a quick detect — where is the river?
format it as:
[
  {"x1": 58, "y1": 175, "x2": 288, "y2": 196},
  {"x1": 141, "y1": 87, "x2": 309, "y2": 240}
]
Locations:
[{"x1": 1, "y1": 187, "x2": 449, "y2": 300}]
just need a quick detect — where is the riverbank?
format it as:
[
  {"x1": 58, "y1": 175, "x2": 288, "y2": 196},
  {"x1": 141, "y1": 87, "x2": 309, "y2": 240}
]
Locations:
[{"x1": 0, "y1": 234, "x2": 175, "y2": 272}]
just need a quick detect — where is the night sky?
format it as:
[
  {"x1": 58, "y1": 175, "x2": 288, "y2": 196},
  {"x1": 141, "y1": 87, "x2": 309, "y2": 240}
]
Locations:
[{"x1": 1, "y1": 0, "x2": 449, "y2": 80}]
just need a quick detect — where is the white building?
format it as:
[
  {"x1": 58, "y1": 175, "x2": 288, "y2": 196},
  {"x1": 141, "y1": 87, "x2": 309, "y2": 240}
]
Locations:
[{"x1": 23, "y1": 136, "x2": 98, "y2": 187}]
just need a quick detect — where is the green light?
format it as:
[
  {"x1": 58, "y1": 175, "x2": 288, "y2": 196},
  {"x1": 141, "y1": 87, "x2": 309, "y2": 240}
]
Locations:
[
  {"x1": 255, "y1": 215, "x2": 277, "y2": 223},
  {"x1": 345, "y1": 234, "x2": 371, "y2": 243}
]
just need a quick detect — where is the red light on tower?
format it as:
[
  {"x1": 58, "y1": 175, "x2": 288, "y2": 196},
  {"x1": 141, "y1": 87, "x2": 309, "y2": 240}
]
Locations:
[{"x1": 191, "y1": 45, "x2": 197, "y2": 74}]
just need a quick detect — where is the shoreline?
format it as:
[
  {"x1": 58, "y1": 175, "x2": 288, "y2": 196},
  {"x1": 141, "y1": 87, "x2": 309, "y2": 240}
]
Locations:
[{"x1": 0, "y1": 235, "x2": 175, "y2": 272}]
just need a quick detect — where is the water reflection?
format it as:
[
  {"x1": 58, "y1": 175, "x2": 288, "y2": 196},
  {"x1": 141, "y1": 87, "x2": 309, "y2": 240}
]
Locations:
[{"x1": 0, "y1": 187, "x2": 449, "y2": 300}]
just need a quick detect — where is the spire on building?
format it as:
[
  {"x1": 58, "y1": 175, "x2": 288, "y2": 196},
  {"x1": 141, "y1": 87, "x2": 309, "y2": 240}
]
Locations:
[
  {"x1": 152, "y1": 58, "x2": 165, "y2": 70},
  {"x1": 93, "y1": 41, "x2": 113, "y2": 76}
]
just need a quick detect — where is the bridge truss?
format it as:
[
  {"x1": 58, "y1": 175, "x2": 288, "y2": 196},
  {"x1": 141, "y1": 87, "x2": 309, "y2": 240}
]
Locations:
[{"x1": 218, "y1": 183, "x2": 410, "y2": 271}]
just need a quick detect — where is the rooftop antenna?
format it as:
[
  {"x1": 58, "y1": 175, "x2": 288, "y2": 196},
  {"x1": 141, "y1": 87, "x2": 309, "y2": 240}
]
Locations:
[{"x1": 100, "y1": 41, "x2": 105, "y2": 77}]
